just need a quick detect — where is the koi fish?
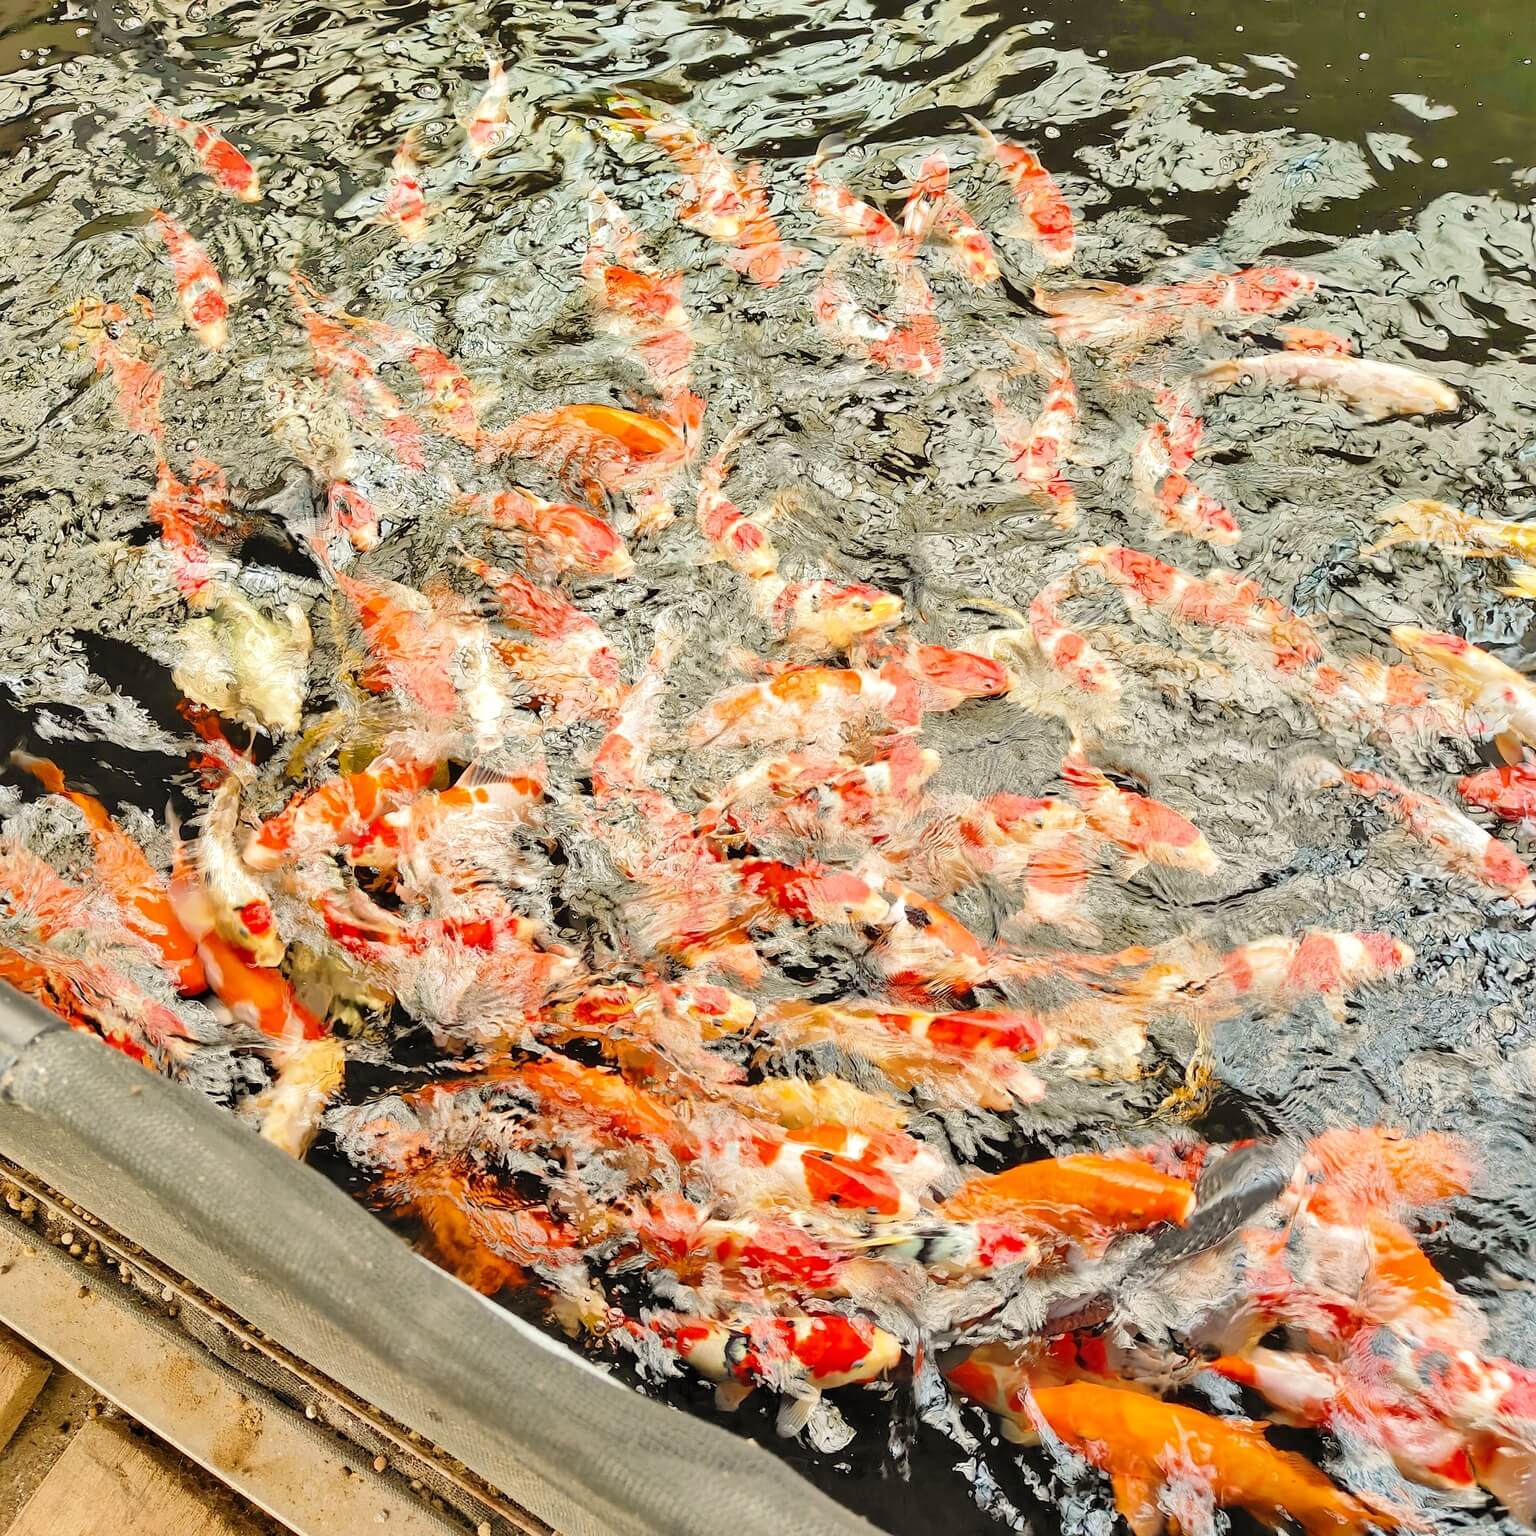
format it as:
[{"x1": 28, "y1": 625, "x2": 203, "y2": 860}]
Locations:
[
  {"x1": 1036, "y1": 266, "x2": 1317, "y2": 348},
  {"x1": 485, "y1": 400, "x2": 699, "y2": 533},
  {"x1": 686, "y1": 664, "x2": 905, "y2": 749},
  {"x1": 814, "y1": 254, "x2": 944, "y2": 380},
  {"x1": 1389, "y1": 626, "x2": 1536, "y2": 748},
  {"x1": 147, "y1": 104, "x2": 260, "y2": 202},
  {"x1": 1196, "y1": 352, "x2": 1459, "y2": 419},
  {"x1": 146, "y1": 458, "x2": 234, "y2": 606},
  {"x1": 755, "y1": 576, "x2": 905, "y2": 657},
  {"x1": 172, "y1": 586, "x2": 313, "y2": 736},
  {"x1": 70, "y1": 298, "x2": 164, "y2": 447},
  {"x1": 1301, "y1": 759, "x2": 1534, "y2": 905},
  {"x1": 451, "y1": 487, "x2": 633, "y2": 578},
  {"x1": 1500, "y1": 564, "x2": 1536, "y2": 601},
  {"x1": 945, "y1": 1372, "x2": 1404, "y2": 1536},
  {"x1": 650, "y1": 1312, "x2": 901, "y2": 1437},
  {"x1": 12, "y1": 753, "x2": 207, "y2": 995},
  {"x1": 243, "y1": 755, "x2": 439, "y2": 871},
  {"x1": 1061, "y1": 734, "x2": 1219, "y2": 878},
  {"x1": 695, "y1": 430, "x2": 780, "y2": 581},
  {"x1": 151, "y1": 210, "x2": 228, "y2": 351},
  {"x1": 463, "y1": 57, "x2": 511, "y2": 160},
  {"x1": 805, "y1": 141, "x2": 908, "y2": 263},
  {"x1": 987, "y1": 346, "x2": 1078, "y2": 527},
  {"x1": 942, "y1": 1151, "x2": 1195, "y2": 1247},
  {"x1": 1300, "y1": 1125, "x2": 1475, "y2": 1217},
  {"x1": 1027, "y1": 574, "x2": 1124, "y2": 700},
  {"x1": 1277, "y1": 324, "x2": 1356, "y2": 356},
  {"x1": 737, "y1": 1075, "x2": 908, "y2": 1133},
  {"x1": 381, "y1": 129, "x2": 429, "y2": 240},
  {"x1": 737, "y1": 857, "x2": 891, "y2": 927},
  {"x1": 869, "y1": 878, "x2": 994, "y2": 999},
  {"x1": 900, "y1": 150, "x2": 949, "y2": 245},
  {"x1": 760, "y1": 998, "x2": 1046, "y2": 1111},
  {"x1": 1301, "y1": 654, "x2": 1458, "y2": 743},
  {"x1": 1083, "y1": 545, "x2": 1323, "y2": 674},
  {"x1": 1364, "y1": 499, "x2": 1536, "y2": 562},
  {"x1": 1459, "y1": 761, "x2": 1536, "y2": 825},
  {"x1": 246, "y1": 1035, "x2": 347, "y2": 1158},
  {"x1": 610, "y1": 97, "x2": 803, "y2": 286},
  {"x1": 965, "y1": 115, "x2": 1074, "y2": 266},
  {"x1": 1131, "y1": 390, "x2": 1240, "y2": 546}
]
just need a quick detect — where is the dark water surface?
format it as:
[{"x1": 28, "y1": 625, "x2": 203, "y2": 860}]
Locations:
[{"x1": 0, "y1": 0, "x2": 1534, "y2": 1531}]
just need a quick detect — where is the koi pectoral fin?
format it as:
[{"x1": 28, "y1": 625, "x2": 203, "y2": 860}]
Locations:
[{"x1": 1110, "y1": 1471, "x2": 1168, "y2": 1536}]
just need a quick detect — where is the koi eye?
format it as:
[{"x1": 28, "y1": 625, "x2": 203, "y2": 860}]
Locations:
[{"x1": 905, "y1": 906, "x2": 931, "y2": 929}]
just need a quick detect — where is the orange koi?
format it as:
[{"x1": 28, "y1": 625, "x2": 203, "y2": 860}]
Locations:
[
  {"x1": 151, "y1": 210, "x2": 228, "y2": 351},
  {"x1": 452, "y1": 486, "x2": 633, "y2": 578},
  {"x1": 1061, "y1": 734, "x2": 1219, "y2": 877},
  {"x1": 934, "y1": 192, "x2": 1000, "y2": 284},
  {"x1": 946, "y1": 1372, "x2": 1403, "y2": 1536},
  {"x1": 70, "y1": 298, "x2": 164, "y2": 446},
  {"x1": 870, "y1": 879, "x2": 993, "y2": 999},
  {"x1": 610, "y1": 97, "x2": 803, "y2": 286},
  {"x1": 147, "y1": 104, "x2": 260, "y2": 203},
  {"x1": 1301, "y1": 1126, "x2": 1475, "y2": 1218},
  {"x1": 942, "y1": 1151, "x2": 1195, "y2": 1246},
  {"x1": 965, "y1": 115, "x2": 1074, "y2": 266},
  {"x1": 381, "y1": 129, "x2": 429, "y2": 240},
  {"x1": 12, "y1": 753, "x2": 206, "y2": 995}
]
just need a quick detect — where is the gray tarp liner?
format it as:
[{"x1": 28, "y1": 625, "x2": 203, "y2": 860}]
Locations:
[{"x1": 0, "y1": 990, "x2": 874, "y2": 1536}]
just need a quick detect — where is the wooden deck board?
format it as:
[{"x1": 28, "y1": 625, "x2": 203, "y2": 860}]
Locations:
[{"x1": 0, "y1": 1328, "x2": 49, "y2": 1455}]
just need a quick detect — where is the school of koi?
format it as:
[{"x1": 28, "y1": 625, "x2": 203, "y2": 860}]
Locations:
[{"x1": 3, "y1": 71, "x2": 1536, "y2": 1536}]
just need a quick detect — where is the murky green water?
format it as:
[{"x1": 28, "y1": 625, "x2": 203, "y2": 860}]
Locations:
[{"x1": 0, "y1": 0, "x2": 1534, "y2": 1531}]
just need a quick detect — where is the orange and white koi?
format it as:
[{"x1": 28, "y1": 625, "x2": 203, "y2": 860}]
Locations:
[
  {"x1": 965, "y1": 115, "x2": 1074, "y2": 267},
  {"x1": 988, "y1": 346, "x2": 1078, "y2": 527},
  {"x1": 869, "y1": 878, "x2": 994, "y2": 999},
  {"x1": 758, "y1": 998, "x2": 1046, "y2": 1111},
  {"x1": 610, "y1": 97, "x2": 803, "y2": 286},
  {"x1": 1302, "y1": 760, "x2": 1534, "y2": 905},
  {"x1": 1197, "y1": 352, "x2": 1459, "y2": 419},
  {"x1": 1131, "y1": 389, "x2": 1240, "y2": 547},
  {"x1": 1027, "y1": 573, "x2": 1124, "y2": 700},
  {"x1": 805, "y1": 142, "x2": 907, "y2": 263},
  {"x1": 381, "y1": 129, "x2": 429, "y2": 240},
  {"x1": 814, "y1": 254, "x2": 943, "y2": 380},
  {"x1": 735, "y1": 857, "x2": 890, "y2": 928},
  {"x1": 194, "y1": 772, "x2": 284, "y2": 966},
  {"x1": 1084, "y1": 545, "x2": 1323, "y2": 673},
  {"x1": 686, "y1": 664, "x2": 906, "y2": 750},
  {"x1": 12, "y1": 753, "x2": 207, "y2": 995},
  {"x1": 463, "y1": 57, "x2": 512, "y2": 160},
  {"x1": 935, "y1": 192, "x2": 1000, "y2": 285},
  {"x1": 919, "y1": 791, "x2": 1091, "y2": 912},
  {"x1": 452, "y1": 486, "x2": 633, "y2": 579},
  {"x1": 147, "y1": 104, "x2": 260, "y2": 202},
  {"x1": 146, "y1": 458, "x2": 233, "y2": 606},
  {"x1": 1459, "y1": 761, "x2": 1536, "y2": 825},
  {"x1": 695, "y1": 431, "x2": 780, "y2": 580},
  {"x1": 70, "y1": 298, "x2": 164, "y2": 447},
  {"x1": 900, "y1": 150, "x2": 949, "y2": 245},
  {"x1": 1302, "y1": 654, "x2": 1458, "y2": 742},
  {"x1": 465, "y1": 556, "x2": 623, "y2": 720},
  {"x1": 151, "y1": 210, "x2": 228, "y2": 351},
  {"x1": 246, "y1": 1035, "x2": 347, "y2": 1158},
  {"x1": 1390, "y1": 626, "x2": 1536, "y2": 747},
  {"x1": 945, "y1": 1372, "x2": 1403, "y2": 1536},
  {"x1": 1277, "y1": 324, "x2": 1356, "y2": 356},
  {"x1": 1061, "y1": 734, "x2": 1219, "y2": 877},
  {"x1": 583, "y1": 189, "x2": 693, "y2": 394},
  {"x1": 1036, "y1": 266, "x2": 1317, "y2": 348},
  {"x1": 485, "y1": 399, "x2": 700, "y2": 533},
  {"x1": 755, "y1": 575, "x2": 905, "y2": 657}
]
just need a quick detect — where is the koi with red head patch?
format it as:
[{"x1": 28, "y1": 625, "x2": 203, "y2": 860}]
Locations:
[
  {"x1": 1459, "y1": 761, "x2": 1536, "y2": 825},
  {"x1": 1390, "y1": 626, "x2": 1536, "y2": 748},
  {"x1": 147, "y1": 104, "x2": 259, "y2": 202},
  {"x1": 966, "y1": 115, "x2": 1074, "y2": 267},
  {"x1": 151, "y1": 210, "x2": 228, "y2": 351}
]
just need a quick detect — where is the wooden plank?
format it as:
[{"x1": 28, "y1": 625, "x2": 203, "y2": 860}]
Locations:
[
  {"x1": 5, "y1": 1417, "x2": 248, "y2": 1536},
  {"x1": 0, "y1": 1326, "x2": 49, "y2": 1454}
]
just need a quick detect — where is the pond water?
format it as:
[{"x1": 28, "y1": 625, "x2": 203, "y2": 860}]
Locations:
[{"x1": 0, "y1": 0, "x2": 1534, "y2": 1531}]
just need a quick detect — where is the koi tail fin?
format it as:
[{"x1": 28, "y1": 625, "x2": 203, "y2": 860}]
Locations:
[{"x1": 10, "y1": 749, "x2": 68, "y2": 797}]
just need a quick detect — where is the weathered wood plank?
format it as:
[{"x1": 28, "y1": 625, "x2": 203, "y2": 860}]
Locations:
[
  {"x1": 5, "y1": 1417, "x2": 248, "y2": 1536},
  {"x1": 0, "y1": 1326, "x2": 49, "y2": 1454}
]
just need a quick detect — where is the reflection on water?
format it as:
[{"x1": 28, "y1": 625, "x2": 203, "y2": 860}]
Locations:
[{"x1": 0, "y1": 0, "x2": 1534, "y2": 1531}]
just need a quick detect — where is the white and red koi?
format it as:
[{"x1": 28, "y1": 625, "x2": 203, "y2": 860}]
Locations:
[
  {"x1": 610, "y1": 97, "x2": 802, "y2": 286},
  {"x1": 805, "y1": 142, "x2": 907, "y2": 263},
  {"x1": 965, "y1": 115, "x2": 1074, "y2": 267},
  {"x1": 70, "y1": 298, "x2": 164, "y2": 447},
  {"x1": 1459, "y1": 761, "x2": 1536, "y2": 826},
  {"x1": 815, "y1": 254, "x2": 943, "y2": 380},
  {"x1": 1390, "y1": 626, "x2": 1536, "y2": 748},
  {"x1": 1027, "y1": 573, "x2": 1124, "y2": 700},
  {"x1": 1131, "y1": 388, "x2": 1240, "y2": 547},
  {"x1": 146, "y1": 457, "x2": 234, "y2": 606},
  {"x1": 695, "y1": 431, "x2": 780, "y2": 581},
  {"x1": 988, "y1": 346, "x2": 1078, "y2": 527},
  {"x1": 463, "y1": 57, "x2": 512, "y2": 160},
  {"x1": 381, "y1": 129, "x2": 429, "y2": 241},
  {"x1": 147, "y1": 104, "x2": 259, "y2": 202},
  {"x1": 452, "y1": 486, "x2": 634, "y2": 579},
  {"x1": 152, "y1": 210, "x2": 229, "y2": 351},
  {"x1": 900, "y1": 150, "x2": 949, "y2": 246}
]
